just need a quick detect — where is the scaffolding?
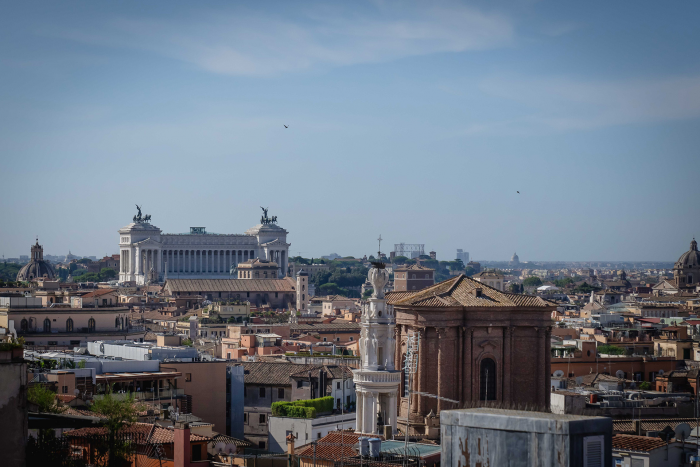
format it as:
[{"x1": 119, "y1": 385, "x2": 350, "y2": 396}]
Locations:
[{"x1": 393, "y1": 244, "x2": 424, "y2": 258}]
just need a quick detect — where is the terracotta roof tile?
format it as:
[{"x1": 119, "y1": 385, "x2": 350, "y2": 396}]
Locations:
[
  {"x1": 165, "y1": 278, "x2": 295, "y2": 293},
  {"x1": 613, "y1": 418, "x2": 699, "y2": 434},
  {"x1": 612, "y1": 435, "x2": 670, "y2": 452},
  {"x1": 387, "y1": 275, "x2": 554, "y2": 309},
  {"x1": 239, "y1": 362, "x2": 317, "y2": 386}
]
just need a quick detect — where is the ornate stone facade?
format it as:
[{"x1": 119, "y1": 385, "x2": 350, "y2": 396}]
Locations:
[
  {"x1": 118, "y1": 207, "x2": 290, "y2": 285},
  {"x1": 16, "y1": 239, "x2": 55, "y2": 282},
  {"x1": 352, "y1": 264, "x2": 401, "y2": 435},
  {"x1": 673, "y1": 238, "x2": 700, "y2": 290},
  {"x1": 387, "y1": 274, "x2": 555, "y2": 435}
]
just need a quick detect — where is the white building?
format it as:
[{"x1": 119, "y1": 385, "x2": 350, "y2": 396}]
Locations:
[
  {"x1": 268, "y1": 412, "x2": 356, "y2": 453},
  {"x1": 456, "y1": 249, "x2": 469, "y2": 264},
  {"x1": 118, "y1": 207, "x2": 290, "y2": 285},
  {"x1": 352, "y1": 264, "x2": 400, "y2": 435}
]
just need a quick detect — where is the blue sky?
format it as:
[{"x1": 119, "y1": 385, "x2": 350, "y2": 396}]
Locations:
[{"x1": 1, "y1": 1, "x2": 699, "y2": 262}]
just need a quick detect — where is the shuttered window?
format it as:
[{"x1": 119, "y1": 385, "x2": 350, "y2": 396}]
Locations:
[{"x1": 583, "y1": 435, "x2": 603, "y2": 467}]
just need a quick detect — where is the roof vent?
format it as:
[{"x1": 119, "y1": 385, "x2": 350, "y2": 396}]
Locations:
[{"x1": 474, "y1": 288, "x2": 483, "y2": 298}]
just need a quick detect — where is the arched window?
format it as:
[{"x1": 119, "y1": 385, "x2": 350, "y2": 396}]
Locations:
[
  {"x1": 480, "y1": 358, "x2": 497, "y2": 401},
  {"x1": 66, "y1": 318, "x2": 74, "y2": 332},
  {"x1": 116, "y1": 317, "x2": 121, "y2": 329},
  {"x1": 88, "y1": 318, "x2": 96, "y2": 332},
  {"x1": 302, "y1": 294, "x2": 305, "y2": 301},
  {"x1": 20, "y1": 319, "x2": 28, "y2": 332},
  {"x1": 43, "y1": 318, "x2": 51, "y2": 333},
  {"x1": 125, "y1": 317, "x2": 129, "y2": 328},
  {"x1": 302, "y1": 285, "x2": 305, "y2": 291},
  {"x1": 121, "y1": 317, "x2": 125, "y2": 329}
]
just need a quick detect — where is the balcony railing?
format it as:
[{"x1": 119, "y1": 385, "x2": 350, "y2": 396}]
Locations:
[{"x1": 93, "y1": 388, "x2": 185, "y2": 401}]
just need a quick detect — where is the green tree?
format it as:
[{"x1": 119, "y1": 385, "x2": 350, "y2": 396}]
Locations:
[
  {"x1": 90, "y1": 388, "x2": 139, "y2": 467},
  {"x1": 182, "y1": 338, "x2": 193, "y2": 347},
  {"x1": 77, "y1": 258, "x2": 92, "y2": 264},
  {"x1": 28, "y1": 384, "x2": 65, "y2": 413},
  {"x1": 100, "y1": 268, "x2": 117, "y2": 280},
  {"x1": 597, "y1": 344, "x2": 626, "y2": 355},
  {"x1": 638, "y1": 381, "x2": 651, "y2": 390},
  {"x1": 392, "y1": 256, "x2": 410, "y2": 265},
  {"x1": 362, "y1": 289, "x2": 373, "y2": 299},
  {"x1": 75, "y1": 272, "x2": 101, "y2": 282},
  {"x1": 523, "y1": 277, "x2": 543, "y2": 287}
]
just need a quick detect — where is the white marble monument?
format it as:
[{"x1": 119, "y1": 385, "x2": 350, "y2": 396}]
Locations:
[{"x1": 118, "y1": 206, "x2": 290, "y2": 285}]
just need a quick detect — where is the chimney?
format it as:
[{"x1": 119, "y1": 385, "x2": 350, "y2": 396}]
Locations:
[{"x1": 174, "y1": 421, "x2": 191, "y2": 467}]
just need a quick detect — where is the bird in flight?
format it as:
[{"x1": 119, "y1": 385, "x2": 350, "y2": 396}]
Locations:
[
  {"x1": 517, "y1": 191, "x2": 520, "y2": 193},
  {"x1": 284, "y1": 125, "x2": 288, "y2": 128}
]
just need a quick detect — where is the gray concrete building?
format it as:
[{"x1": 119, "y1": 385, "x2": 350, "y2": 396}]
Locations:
[{"x1": 441, "y1": 408, "x2": 612, "y2": 467}]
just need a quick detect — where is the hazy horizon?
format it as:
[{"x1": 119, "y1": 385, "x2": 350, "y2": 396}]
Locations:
[{"x1": 2, "y1": 1, "x2": 699, "y2": 262}]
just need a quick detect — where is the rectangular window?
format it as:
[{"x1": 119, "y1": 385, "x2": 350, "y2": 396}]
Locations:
[
  {"x1": 336, "y1": 382, "x2": 341, "y2": 390},
  {"x1": 297, "y1": 380, "x2": 303, "y2": 389},
  {"x1": 259, "y1": 413, "x2": 266, "y2": 423},
  {"x1": 243, "y1": 413, "x2": 248, "y2": 423},
  {"x1": 244, "y1": 387, "x2": 247, "y2": 397},
  {"x1": 278, "y1": 388, "x2": 284, "y2": 399},
  {"x1": 48, "y1": 341, "x2": 58, "y2": 345},
  {"x1": 70, "y1": 340, "x2": 81, "y2": 345},
  {"x1": 258, "y1": 441, "x2": 266, "y2": 449},
  {"x1": 259, "y1": 387, "x2": 266, "y2": 398},
  {"x1": 62, "y1": 386, "x2": 68, "y2": 394},
  {"x1": 185, "y1": 373, "x2": 192, "y2": 382},
  {"x1": 192, "y1": 445, "x2": 202, "y2": 461}
]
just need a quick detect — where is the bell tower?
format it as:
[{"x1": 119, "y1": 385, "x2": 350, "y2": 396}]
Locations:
[
  {"x1": 352, "y1": 251, "x2": 401, "y2": 435},
  {"x1": 296, "y1": 269, "x2": 309, "y2": 311}
]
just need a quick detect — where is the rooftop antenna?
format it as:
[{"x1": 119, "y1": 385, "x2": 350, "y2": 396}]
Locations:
[{"x1": 377, "y1": 234, "x2": 382, "y2": 258}]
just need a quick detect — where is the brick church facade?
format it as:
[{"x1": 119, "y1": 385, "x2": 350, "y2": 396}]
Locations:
[{"x1": 387, "y1": 274, "x2": 555, "y2": 435}]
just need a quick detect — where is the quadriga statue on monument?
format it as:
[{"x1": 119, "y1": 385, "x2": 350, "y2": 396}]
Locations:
[{"x1": 368, "y1": 267, "x2": 389, "y2": 299}]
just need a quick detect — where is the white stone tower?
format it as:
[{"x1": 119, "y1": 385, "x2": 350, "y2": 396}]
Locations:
[
  {"x1": 353, "y1": 262, "x2": 401, "y2": 435},
  {"x1": 296, "y1": 269, "x2": 309, "y2": 312}
]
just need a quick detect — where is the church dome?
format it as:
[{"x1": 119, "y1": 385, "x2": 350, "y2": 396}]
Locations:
[
  {"x1": 16, "y1": 240, "x2": 55, "y2": 282},
  {"x1": 676, "y1": 239, "x2": 700, "y2": 268},
  {"x1": 510, "y1": 252, "x2": 520, "y2": 263}
]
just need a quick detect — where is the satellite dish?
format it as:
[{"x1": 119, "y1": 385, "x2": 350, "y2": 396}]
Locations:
[
  {"x1": 214, "y1": 442, "x2": 226, "y2": 454},
  {"x1": 658, "y1": 369, "x2": 665, "y2": 375},
  {"x1": 616, "y1": 370, "x2": 625, "y2": 379},
  {"x1": 74, "y1": 389, "x2": 81, "y2": 396},
  {"x1": 225, "y1": 444, "x2": 237, "y2": 455},
  {"x1": 676, "y1": 423, "x2": 691, "y2": 441},
  {"x1": 553, "y1": 370, "x2": 565, "y2": 378},
  {"x1": 575, "y1": 377, "x2": 583, "y2": 385}
]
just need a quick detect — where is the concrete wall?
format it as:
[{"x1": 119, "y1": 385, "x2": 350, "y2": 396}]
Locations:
[
  {"x1": 551, "y1": 392, "x2": 587, "y2": 415},
  {"x1": 0, "y1": 350, "x2": 27, "y2": 467},
  {"x1": 441, "y1": 408, "x2": 613, "y2": 467}
]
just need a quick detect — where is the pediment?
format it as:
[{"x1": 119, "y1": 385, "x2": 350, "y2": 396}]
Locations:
[{"x1": 478, "y1": 340, "x2": 499, "y2": 352}]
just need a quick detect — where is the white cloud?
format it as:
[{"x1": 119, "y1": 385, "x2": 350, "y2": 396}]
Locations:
[
  {"x1": 49, "y1": 1, "x2": 514, "y2": 76},
  {"x1": 470, "y1": 74, "x2": 700, "y2": 132}
]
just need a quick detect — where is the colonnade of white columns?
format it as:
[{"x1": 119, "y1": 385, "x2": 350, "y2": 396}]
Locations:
[
  {"x1": 160, "y1": 249, "x2": 259, "y2": 275},
  {"x1": 122, "y1": 246, "x2": 290, "y2": 280},
  {"x1": 354, "y1": 390, "x2": 397, "y2": 435}
]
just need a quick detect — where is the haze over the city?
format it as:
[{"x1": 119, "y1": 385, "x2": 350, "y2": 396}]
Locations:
[{"x1": 2, "y1": 1, "x2": 699, "y2": 261}]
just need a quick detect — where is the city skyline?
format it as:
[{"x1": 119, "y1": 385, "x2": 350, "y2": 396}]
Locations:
[{"x1": 2, "y1": 1, "x2": 699, "y2": 261}]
